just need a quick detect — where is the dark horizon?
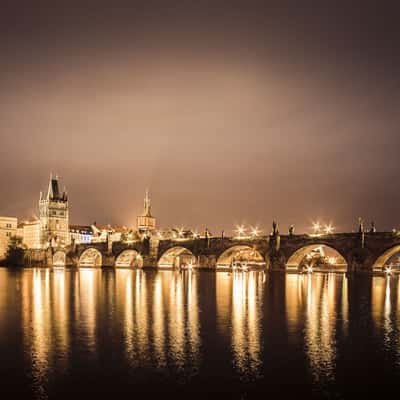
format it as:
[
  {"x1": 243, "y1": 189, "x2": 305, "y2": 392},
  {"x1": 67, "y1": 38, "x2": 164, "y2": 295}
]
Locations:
[{"x1": 1, "y1": 1, "x2": 400, "y2": 234}]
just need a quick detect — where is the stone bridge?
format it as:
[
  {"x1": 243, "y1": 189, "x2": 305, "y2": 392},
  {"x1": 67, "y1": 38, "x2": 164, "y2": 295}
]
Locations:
[{"x1": 50, "y1": 230, "x2": 400, "y2": 273}]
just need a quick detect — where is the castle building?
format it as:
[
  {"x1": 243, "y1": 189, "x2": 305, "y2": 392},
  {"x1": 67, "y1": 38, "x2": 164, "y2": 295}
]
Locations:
[
  {"x1": 137, "y1": 190, "x2": 156, "y2": 235},
  {"x1": 39, "y1": 175, "x2": 70, "y2": 247}
]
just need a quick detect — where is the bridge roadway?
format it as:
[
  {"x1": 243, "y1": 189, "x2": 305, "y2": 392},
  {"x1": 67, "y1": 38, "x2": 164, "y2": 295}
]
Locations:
[{"x1": 49, "y1": 231, "x2": 400, "y2": 273}]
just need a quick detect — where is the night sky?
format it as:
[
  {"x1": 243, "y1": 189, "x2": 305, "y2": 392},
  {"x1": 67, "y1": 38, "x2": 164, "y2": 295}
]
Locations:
[{"x1": 1, "y1": 1, "x2": 399, "y2": 234}]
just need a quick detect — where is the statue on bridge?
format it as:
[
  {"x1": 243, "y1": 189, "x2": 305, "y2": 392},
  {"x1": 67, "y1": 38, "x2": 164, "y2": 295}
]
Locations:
[
  {"x1": 370, "y1": 221, "x2": 376, "y2": 233},
  {"x1": 358, "y1": 217, "x2": 364, "y2": 234},
  {"x1": 271, "y1": 221, "x2": 279, "y2": 237},
  {"x1": 204, "y1": 228, "x2": 211, "y2": 248},
  {"x1": 358, "y1": 217, "x2": 365, "y2": 249},
  {"x1": 289, "y1": 225, "x2": 294, "y2": 236}
]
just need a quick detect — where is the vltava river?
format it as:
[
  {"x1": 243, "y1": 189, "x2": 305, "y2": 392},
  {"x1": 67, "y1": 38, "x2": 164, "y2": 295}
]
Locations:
[{"x1": 1, "y1": 268, "x2": 400, "y2": 398}]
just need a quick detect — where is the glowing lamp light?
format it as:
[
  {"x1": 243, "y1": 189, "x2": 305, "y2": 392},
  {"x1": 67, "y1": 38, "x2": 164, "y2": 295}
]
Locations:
[
  {"x1": 235, "y1": 225, "x2": 246, "y2": 238},
  {"x1": 251, "y1": 226, "x2": 260, "y2": 238},
  {"x1": 324, "y1": 224, "x2": 334, "y2": 235},
  {"x1": 385, "y1": 266, "x2": 392, "y2": 275},
  {"x1": 312, "y1": 221, "x2": 321, "y2": 233}
]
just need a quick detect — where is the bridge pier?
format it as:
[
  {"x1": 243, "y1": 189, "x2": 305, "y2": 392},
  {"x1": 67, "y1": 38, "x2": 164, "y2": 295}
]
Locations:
[
  {"x1": 197, "y1": 255, "x2": 217, "y2": 269},
  {"x1": 142, "y1": 255, "x2": 156, "y2": 268},
  {"x1": 347, "y1": 248, "x2": 375, "y2": 273},
  {"x1": 102, "y1": 253, "x2": 115, "y2": 268},
  {"x1": 267, "y1": 251, "x2": 286, "y2": 271}
]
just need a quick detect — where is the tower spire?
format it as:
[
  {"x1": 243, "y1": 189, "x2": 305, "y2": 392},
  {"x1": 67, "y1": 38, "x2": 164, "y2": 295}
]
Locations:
[{"x1": 144, "y1": 188, "x2": 151, "y2": 217}]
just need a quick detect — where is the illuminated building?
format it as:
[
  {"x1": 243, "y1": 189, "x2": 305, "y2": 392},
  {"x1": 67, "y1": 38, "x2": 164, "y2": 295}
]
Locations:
[
  {"x1": 91, "y1": 223, "x2": 128, "y2": 243},
  {"x1": 0, "y1": 216, "x2": 18, "y2": 259},
  {"x1": 22, "y1": 219, "x2": 41, "y2": 249},
  {"x1": 39, "y1": 174, "x2": 70, "y2": 247},
  {"x1": 137, "y1": 190, "x2": 156, "y2": 235},
  {"x1": 69, "y1": 225, "x2": 93, "y2": 244}
]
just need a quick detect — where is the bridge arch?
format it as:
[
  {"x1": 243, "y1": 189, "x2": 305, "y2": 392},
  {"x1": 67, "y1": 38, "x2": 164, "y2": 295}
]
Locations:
[
  {"x1": 216, "y1": 245, "x2": 266, "y2": 270},
  {"x1": 286, "y1": 244, "x2": 347, "y2": 272},
  {"x1": 158, "y1": 246, "x2": 196, "y2": 269},
  {"x1": 53, "y1": 251, "x2": 66, "y2": 267},
  {"x1": 373, "y1": 245, "x2": 400, "y2": 271},
  {"x1": 78, "y1": 248, "x2": 102, "y2": 268},
  {"x1": 115, "y1": 249, "x2": 143, "y2": 268}
]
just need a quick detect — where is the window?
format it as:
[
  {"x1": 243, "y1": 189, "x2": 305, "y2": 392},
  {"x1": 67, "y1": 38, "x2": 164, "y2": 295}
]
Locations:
[{"x1": 6, "y1": 232, "x2": 11, "y2": 237}]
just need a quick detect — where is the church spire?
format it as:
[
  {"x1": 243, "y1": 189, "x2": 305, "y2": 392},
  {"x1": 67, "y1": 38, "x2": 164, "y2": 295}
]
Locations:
[
  {"x1": 144, "y1": 189, "x2": 152, "y2": 217},
  {"x1": 137, "y1": 188, "x2": 156, "y2": 234}
]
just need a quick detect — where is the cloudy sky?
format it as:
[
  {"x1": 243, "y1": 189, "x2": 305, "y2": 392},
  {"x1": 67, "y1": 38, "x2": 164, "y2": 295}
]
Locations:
[{"x1": 1, "y1": 1, "x2": 399, "y2": 234}]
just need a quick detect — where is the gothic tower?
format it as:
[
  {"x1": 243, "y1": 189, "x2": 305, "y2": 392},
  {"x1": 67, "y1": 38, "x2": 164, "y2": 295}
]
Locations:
[
  {"x1": 39, "y1": 174, "x2": 70, "y2": 247},
  {"x1": 137, "y1": 189, "x2": 156, "y2": 235}
]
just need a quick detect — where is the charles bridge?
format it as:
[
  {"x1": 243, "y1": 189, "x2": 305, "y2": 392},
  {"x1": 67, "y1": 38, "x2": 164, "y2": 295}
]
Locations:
[{"x1": 42, "y1": 228, "x2": 400, "y2": 273}]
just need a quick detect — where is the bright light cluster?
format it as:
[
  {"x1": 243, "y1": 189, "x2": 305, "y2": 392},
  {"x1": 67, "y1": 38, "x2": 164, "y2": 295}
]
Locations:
[
  {"x1": 310, "y1": 221, "x2": 335, "y2": 236},
  {"x1": 234, "y1": 225, "x2": 261, "y2": 239}
]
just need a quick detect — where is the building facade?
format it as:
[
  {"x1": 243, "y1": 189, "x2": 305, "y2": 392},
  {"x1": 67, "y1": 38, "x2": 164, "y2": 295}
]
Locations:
[
  {"x1": 91, "y1": 224, "x2": 128, "y2": 243},
  {"x1": 39, "y1": 175, "x2": 70, "y2": 247},
  {"x1": 0, "y1": 216, "x2": 18, "y2": 260},
  {"x1": 22, "y1": 220, "x2": 41, "y2": 249},
  {"x1": 69, "y1": 225, "x2": 93, "y2": 244}
]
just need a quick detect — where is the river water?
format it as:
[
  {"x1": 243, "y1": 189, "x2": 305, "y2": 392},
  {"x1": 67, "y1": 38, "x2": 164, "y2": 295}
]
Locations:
[{"x1": 1, "y1": 267, "x2": 400, "y2": 398}]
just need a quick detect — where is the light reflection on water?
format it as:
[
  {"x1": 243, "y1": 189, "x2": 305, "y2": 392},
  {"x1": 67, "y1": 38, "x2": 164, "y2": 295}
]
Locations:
[{"x1": 2, "y1": 268, "x2": 400, "y2": 397}]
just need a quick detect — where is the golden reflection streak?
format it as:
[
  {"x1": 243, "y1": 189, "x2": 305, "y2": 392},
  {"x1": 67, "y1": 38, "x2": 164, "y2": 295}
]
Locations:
[
  {"x1": 153, "y1": 273, "x2": 166, "y2": 367},
  {"x1": 28, "y1": 269, "x2": 52, "y2": 399},
  {"x1": 285, "y1": 274, "x2": 302, "y2": 338},
  {"x1": 187, "y1": 270, "x2": 200, "y2": 363},
  {"x1": 232, "y1": 272, "x2": 246, "y2": 371},
  {"x1": 53, "y1": 268, "x2": 68, "y2": 370},
  {"x1": 78, "y1": 268, "x2": 97, "y2": 353},
  {"x1": 383, "y1": 276, "x2": 393, "y2": 346},
  {"x1": 116, "y1": 269, "x2": 134, "y2": 359},
  {"x1": 216, "y1": 272, "x2": 232, "y2": 338},
  {"x1": 341, "y1": 275, "x2": 349, "y2": 337},
  {"x1": 231, "y1": 271, "x2": 262, "y2": 376},
  {"x1": 303, "y1": 274, "x2": 338, "y2": 383},
  {"x1": 0, "y1": 270, "x2": 7, "y2": 337},
  {"x1": 372, "y1": 277, "x2": 385, "y2": 332},
  {"x1": 135, "y1": 269, "x2": 148, "y2": 352},
  {"x1": 247, "y1": 271, "x2": 261, "y2": 370},
  {"x1": 169, "y1": 271, "x2": 184, "y2": 368}
]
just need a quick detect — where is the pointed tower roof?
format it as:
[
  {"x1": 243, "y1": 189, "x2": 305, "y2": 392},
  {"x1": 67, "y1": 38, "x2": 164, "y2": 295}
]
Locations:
[
  {"x1": 45, "y1": 173, "x2": 67, "y2": 201},
  {"x1": 47, "y1": 174, "x2": 60, "y2": 200}
]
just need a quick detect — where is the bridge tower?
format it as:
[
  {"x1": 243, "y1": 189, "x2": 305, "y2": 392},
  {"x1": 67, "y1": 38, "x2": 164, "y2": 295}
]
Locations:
[{"x1": 39, "y1": 174, "x2": 70, "y2": 247}]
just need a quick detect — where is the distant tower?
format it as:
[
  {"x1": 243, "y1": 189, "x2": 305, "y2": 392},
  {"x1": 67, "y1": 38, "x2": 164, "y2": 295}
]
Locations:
[
  {"x1": 137, "y1": 189, "x2": 156, "y2": 235},
  {"x1": 39, "y1": 174, "x2": 70, "y2": 247}
]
